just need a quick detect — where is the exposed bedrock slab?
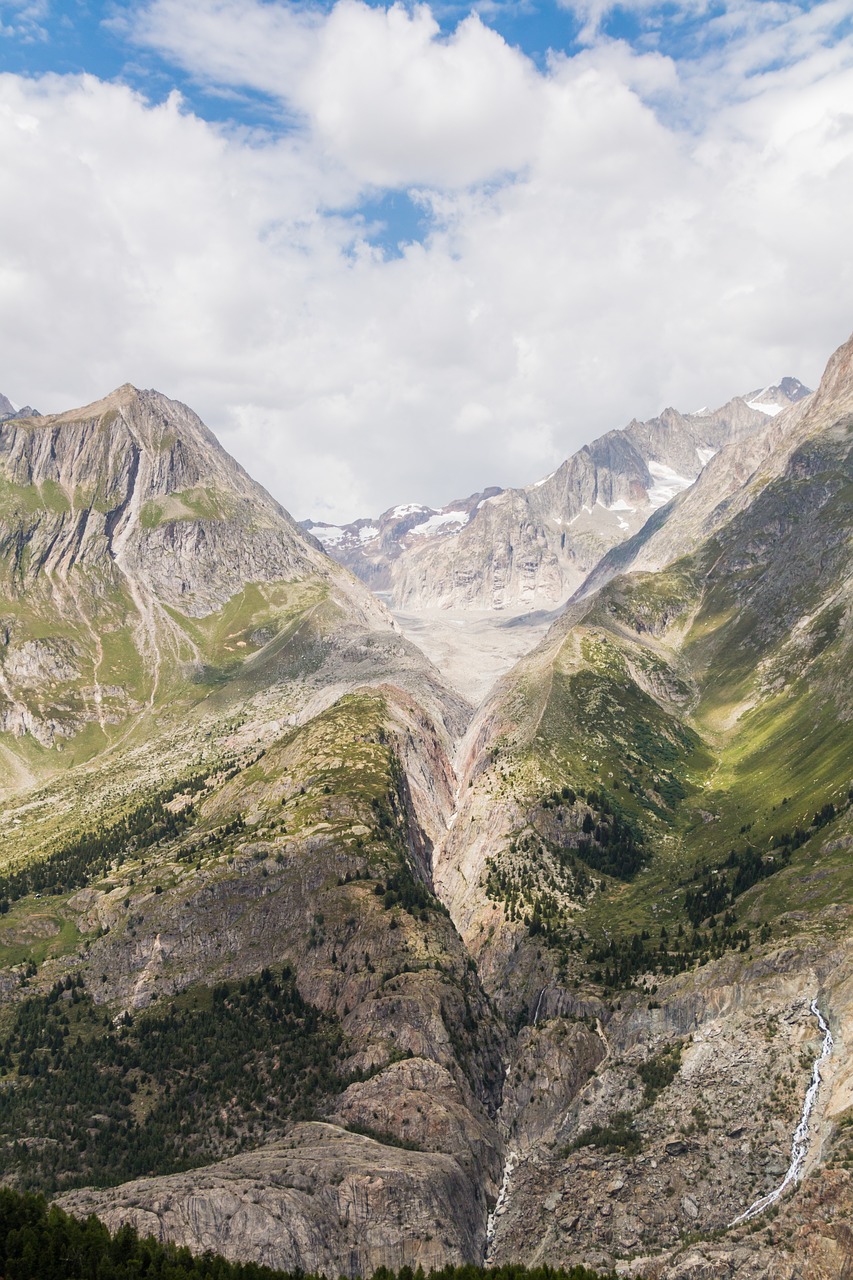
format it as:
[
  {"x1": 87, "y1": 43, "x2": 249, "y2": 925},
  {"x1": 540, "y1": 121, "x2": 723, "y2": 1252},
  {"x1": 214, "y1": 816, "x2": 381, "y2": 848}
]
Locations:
[{"x1": 58, "y1": 1121, "x2": 487, "y2": 1277}]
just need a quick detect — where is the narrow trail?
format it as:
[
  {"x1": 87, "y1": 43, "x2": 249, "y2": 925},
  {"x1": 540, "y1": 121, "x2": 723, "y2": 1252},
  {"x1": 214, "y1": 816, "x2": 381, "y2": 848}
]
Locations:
[{"x1": 731, "y1": 999, "x2": 834, "y2": 1226}]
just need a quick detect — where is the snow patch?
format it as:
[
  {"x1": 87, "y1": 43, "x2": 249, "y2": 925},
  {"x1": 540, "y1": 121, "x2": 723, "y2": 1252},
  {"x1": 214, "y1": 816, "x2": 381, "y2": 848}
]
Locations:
[
  {"x1": 408, "y1": 510, "x2": 469, "y2": 537},
  {"x1": 358, "y1": 525, "x2": 379, "y2": 543},
  {"x1": 646, "y1": 461, "x2": 693, "y2": 508},
  {"x1": 696, "y1": 446, "x2": 717, "y2": 467},
  {"x1": 747, "y1": 399, "x2": 783, "y2": 416},
  {"x1": 392, "y1": 503, "x2": 431, "y2": 518},
  {"x1": 607, "y1": 498, "x2": 636, "y2": 512},
  {"x1": 532, "y1": 471, "x2": 556, "y2": 489}
]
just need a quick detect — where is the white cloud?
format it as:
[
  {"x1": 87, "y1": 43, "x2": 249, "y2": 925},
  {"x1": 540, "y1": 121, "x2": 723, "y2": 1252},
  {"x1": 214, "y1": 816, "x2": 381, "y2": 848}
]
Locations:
[
  {"x1": 0, "y1": 0, "x2": 48, "y2": 41},
  {"x1": 131, "y1": 0, "x2": 546, "y2": 187},
  {"x1": 1, "y1": 0, "x2": 853, "y2": 522}
]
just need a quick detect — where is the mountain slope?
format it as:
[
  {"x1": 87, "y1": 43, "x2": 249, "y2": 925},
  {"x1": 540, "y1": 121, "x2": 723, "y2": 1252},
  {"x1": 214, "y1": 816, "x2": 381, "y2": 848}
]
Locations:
[
  {"x1": 0, "y1": 386, "x2": 509, "y2": 1275},
  {"x1": 0, "y1": 385, "x2": 466, "y2": 767},
  {"x1": 0, "y1": 685, "x2": 505, "y2": 1274},
  {"x1": 429, "y1": 336, "x2": 853, "y2": 1274}
]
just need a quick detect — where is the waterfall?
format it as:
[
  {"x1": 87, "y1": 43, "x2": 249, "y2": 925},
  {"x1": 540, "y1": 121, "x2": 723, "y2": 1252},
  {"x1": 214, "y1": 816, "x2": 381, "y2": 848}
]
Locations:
[{"x1": 730, "y1": 999, "x2": 833, "y2": 1226}]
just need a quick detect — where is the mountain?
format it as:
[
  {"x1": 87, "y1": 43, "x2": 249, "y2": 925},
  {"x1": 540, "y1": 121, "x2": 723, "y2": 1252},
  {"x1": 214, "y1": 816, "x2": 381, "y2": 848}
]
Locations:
[
  {"x1": 743, "y1": 375, "x2": 812, "y2": 415},
  {"x1": 0, "y1": 384, "x2": 507, "y2": 1276},
  {"x1": 309, "y1": 379, "x2": 810, "y2": 617},
  {"x1": 430, "y1": 335, "x2": 853, "y2": 1275},
  {"x1": 304, "y1": 487, "x2": 505, "y2": 592},
  {"x1": 0, "y1": 385, "x2": 466, "y2": 760},
  {"x1": 0, "y1": 390, "x2": 38, "y2": 421},
  {"x1": 0, "y1": 348, "x2": 850, "y2": 1280}
]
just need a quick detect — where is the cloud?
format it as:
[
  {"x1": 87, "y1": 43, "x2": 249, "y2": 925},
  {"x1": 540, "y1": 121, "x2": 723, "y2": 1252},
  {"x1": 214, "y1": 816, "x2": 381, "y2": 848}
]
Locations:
[
  {"x1": 130, "y1": 0, "x2": 546, "y2": 187},
  {"x1": 1, "y1": 1, "x2": 853, "y2": 522},
  {"x1": 0, "y1": 0, "x2": 48, "y2": 40},
  {"x1": 558, "y1": 0, "x2": 844, "y2": 55}
]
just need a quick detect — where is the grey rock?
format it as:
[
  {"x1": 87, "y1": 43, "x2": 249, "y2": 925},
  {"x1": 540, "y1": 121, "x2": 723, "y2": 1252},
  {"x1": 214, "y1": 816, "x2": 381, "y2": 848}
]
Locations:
[{"x1": 58, "y1": 1123, "x2": 485, "y2": 1277}]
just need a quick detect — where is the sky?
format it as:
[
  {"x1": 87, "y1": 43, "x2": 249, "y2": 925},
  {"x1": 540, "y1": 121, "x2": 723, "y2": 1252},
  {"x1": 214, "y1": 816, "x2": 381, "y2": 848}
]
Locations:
[{"x1": 1, "y1": 1, "x2": 853, "y2": 522}]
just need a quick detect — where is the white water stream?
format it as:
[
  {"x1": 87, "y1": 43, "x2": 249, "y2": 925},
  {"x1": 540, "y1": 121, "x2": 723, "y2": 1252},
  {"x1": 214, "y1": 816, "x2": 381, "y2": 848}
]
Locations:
[
  {"x1": 485, "y1": 1149, "x2": 519, "y2": 1257},
  {"x1": 483, "y1": 993, "x2": 549, "y2": 1257},
  {"x1": 730, "y1": 999, "x2": 833, "y2": 1226}
]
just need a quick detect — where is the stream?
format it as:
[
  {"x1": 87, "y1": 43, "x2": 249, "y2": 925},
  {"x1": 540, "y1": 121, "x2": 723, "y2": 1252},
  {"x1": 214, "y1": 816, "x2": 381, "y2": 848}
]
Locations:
[
  {"x1": 484, "y1": 1149, "x2": 519, "y2": 1259},
  {"x1": 730, "y1": 998, "x2": 834, "y2": 1226}
]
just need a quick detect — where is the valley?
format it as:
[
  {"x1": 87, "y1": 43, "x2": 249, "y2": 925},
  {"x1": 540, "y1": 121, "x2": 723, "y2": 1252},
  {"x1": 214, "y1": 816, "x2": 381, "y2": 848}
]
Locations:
[{"x1": 0, "y1": 341, "x2": 850, "y2": 1280}]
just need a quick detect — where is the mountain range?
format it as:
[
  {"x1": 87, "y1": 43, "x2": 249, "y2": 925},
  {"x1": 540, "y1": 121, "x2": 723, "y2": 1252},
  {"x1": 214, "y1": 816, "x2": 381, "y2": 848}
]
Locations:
[
  {"x1": 304, "y1": 377, "x2": 810, "y2": 615},
  {"x1": 0, "y1": 338, "x2": 850, "y2": 1280}
]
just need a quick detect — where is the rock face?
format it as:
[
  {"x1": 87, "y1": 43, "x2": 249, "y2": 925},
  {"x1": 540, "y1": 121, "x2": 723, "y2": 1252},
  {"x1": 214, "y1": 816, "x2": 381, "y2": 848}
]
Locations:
[
  {"x1": 486, "y1": 944, "x2": 853, "y2": 1280},
  {"x1": 58, "y1": 1123, "x2": 486, "y2": 1277}
]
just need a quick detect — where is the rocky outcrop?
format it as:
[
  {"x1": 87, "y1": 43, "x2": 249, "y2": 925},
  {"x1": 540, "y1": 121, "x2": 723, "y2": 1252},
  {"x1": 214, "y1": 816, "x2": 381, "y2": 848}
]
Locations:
[
  {"x1": 57, "y1": 1123, "x2": 486, "y2": 1277},
  {"x1": 330, "y1": 1057, "x2": 502, "y2": 1188}
]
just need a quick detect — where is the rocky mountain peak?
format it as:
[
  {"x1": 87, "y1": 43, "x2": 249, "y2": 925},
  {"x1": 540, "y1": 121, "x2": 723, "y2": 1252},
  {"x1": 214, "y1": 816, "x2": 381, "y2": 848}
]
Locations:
[
  {"x1": 0, "y1": 389, "x2": 39, "y2": 422},
  {"x1": 778, "y1": 374, "x2": 811, "y2": 401},
  {"x1": 743, "y1": 375, "x2": 812, "y2": 416},
  {"x1": 806, "y1": 328, "x2": 853, "y2": 413},
  {"x1": 21, "y1": 385, "x2": 254, "y2": 500},
  {"x1": 0, "y1": 385, "x2": 313, "y2": 597},
  {"x1": 0, "y1": 385, "x2": 442, "y2": 748}
]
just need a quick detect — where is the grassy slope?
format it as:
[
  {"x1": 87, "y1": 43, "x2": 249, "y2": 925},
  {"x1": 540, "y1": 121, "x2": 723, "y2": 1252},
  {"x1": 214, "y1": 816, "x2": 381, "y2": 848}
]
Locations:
[{"x1": 475, "y1": 415, "x2": 853, "y2": 978}]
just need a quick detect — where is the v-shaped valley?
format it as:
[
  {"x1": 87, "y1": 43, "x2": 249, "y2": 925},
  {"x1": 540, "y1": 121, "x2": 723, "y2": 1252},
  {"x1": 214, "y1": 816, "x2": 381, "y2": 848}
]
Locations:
[{"x1": 0, "y1": 340, "x2": 850, "y2": 1280}]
